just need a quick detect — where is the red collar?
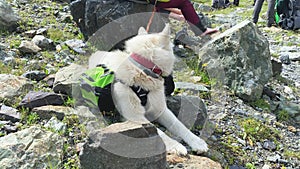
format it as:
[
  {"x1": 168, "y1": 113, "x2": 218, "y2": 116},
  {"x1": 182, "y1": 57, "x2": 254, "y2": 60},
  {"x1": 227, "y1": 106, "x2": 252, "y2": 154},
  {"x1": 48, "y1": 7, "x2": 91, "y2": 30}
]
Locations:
[{"x1": 130, "y1": 53, "x2": 162, "y2": 76}]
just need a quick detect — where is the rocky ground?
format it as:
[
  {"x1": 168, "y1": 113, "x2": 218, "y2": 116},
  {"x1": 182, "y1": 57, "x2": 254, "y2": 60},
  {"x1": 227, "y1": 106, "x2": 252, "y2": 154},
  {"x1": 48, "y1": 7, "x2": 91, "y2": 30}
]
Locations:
[{"x1": 0, "y1": 0, "x2": 299, "y2": 169}]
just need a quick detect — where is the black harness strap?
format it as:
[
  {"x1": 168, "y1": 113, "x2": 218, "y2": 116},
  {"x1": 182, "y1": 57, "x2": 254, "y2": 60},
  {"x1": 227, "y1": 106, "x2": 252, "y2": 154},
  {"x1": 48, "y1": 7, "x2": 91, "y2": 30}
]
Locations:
[{"x1": 130, "y1": 85, "x2": 149, "y2": 106}]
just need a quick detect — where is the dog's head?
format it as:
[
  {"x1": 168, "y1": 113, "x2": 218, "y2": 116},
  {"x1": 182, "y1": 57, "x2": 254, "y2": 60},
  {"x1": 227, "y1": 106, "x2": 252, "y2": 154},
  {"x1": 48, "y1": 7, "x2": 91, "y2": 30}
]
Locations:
[{"x1": 125, "y1": 24, "x2": 175, "y2": 77}]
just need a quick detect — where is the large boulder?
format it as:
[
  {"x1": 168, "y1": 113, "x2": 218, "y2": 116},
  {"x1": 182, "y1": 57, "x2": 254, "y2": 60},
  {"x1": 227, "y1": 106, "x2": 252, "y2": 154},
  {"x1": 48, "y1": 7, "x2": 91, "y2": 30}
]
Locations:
[
  {"x1": 0, "y1": 126, "x2": 63, "y2": 168},
  {"x1": 70, "y1": 0, "x2": 167, "y2": 50},
  {"x1": 199, "y1": 20, "x2": 273, "y2": 102},
  {"x1": 0, "y1": 0, "x2": 19, "y2": 31},
  {"x1": 79, "y1": 121, "x2": 166, "y2": 169}
]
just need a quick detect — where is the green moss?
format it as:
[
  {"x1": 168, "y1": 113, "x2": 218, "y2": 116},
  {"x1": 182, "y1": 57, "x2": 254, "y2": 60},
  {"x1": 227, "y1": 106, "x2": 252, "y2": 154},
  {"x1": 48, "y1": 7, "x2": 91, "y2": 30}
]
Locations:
[
  {"x1": 246, "y1": 163, "x2": 256, "y2": 169},
  {"x1": 47, "y1": 28, "x2": 77, "y2": 43},
  {"x1": 238, "y1": 118, "x2": 280, "y2": 142},
  {"x1": 25, "y1": 112, "x2": 40, "y2": 125},
  {"x1": 283, "y1": 150, "x2": 300, "y2": 160},
  {"x1": 249, "y1": 99, "x2": 270, "y2": 111},
  {"x1": 277, "y1": 110, "x2": 290, "y2": 122},
  {"x1": 8, "y1": 38, "x2": 22, "y2": 49},
  {"x1": 64, "y1": 97, "x2": 75, "y2": 107},
  {"x1": 0, "y1": 62, "x2": 13, "y2": 74}
]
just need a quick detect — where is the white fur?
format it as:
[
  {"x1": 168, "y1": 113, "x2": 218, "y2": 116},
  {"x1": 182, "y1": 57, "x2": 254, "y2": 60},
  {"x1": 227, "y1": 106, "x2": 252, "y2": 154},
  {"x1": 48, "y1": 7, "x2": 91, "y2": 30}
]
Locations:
[{"x1": 89, "y1": 24, "x2": 208, "y2": 155}]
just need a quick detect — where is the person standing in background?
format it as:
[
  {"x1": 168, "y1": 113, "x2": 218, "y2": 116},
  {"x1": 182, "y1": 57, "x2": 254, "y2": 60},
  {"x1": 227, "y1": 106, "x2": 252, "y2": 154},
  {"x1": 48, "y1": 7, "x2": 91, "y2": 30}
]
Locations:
[
  {"x1": 148, "y1": 0, "x2": 219, "y2": 36},
  {"x1": 252, "y1": 0, "x2": 276, "y2": 27}
]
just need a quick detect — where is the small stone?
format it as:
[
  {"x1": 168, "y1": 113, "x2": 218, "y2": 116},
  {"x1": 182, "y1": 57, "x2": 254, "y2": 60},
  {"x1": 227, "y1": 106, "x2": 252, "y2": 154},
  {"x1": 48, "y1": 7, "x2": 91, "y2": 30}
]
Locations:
[
  {"x1": 56, "y1": 45, "x2": 62, "y2": 52},
  {"x1": 237, "y1": 137, "x2": 246, "y2": 146},
  {"x1": 263, "y1": 140, "x2": 277, "y2": 151},
  {"x1": 267, "y1": 154, "x2": 281, "y2": 162},
  {"x1": 65, "y1": 39, "x2": 86, "y2": 54},
  {"x1": 176, "y1": 163, "x2": 184, "y2": 168},
  {"x1": 24, "y1": 30, "x2": 37, "y2": 38},
  {"x1": 18, "y1": 40, "x2": 41, "y2": 54},
  {"x1": 279, "y1": 54, "x2": 291, "y2": 65},
  {"x1": 283, "y1": 86, "x2": 293, "y2": 95},
  {"x1": 0, "y1": 105, "x2": 21, "y2": 122},
  {"x1": 190, "y1": 76, "x2": 202, "y2": 83},
  {"x1": 3, "y1": 125, "x2": 17, "y2": 133},
  {"x1": 287, "y1": 126, "x2": 297, "y2": 133},
  {"x1": 262, "y1": 164, "x2": 271, "y2": 169},
  {"x1": 229, "y1": 165, "x2": 246, "y2": 169},
  {"x1": 44, "y1": 117, "x2": 66, "y2": 132},
  {"x1": 22, "y1": 70, "x2": 47, "y2": 81},
  {"x1": 36, "y1": 28, "x2": 47, "y2": 35},
  {"x1": 32, "y1": 35, "x2": 54, "y2": 49}
]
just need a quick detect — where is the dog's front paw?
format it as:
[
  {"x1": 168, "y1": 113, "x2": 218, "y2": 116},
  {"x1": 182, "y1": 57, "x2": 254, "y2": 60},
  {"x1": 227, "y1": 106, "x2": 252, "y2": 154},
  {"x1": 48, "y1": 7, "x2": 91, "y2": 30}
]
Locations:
[
  {"x1": 188, "y1": 136, "x2": 209, "y2": 154},
  {"x1": 165, "y1": 140, "x2": 188, "y2": 156}
]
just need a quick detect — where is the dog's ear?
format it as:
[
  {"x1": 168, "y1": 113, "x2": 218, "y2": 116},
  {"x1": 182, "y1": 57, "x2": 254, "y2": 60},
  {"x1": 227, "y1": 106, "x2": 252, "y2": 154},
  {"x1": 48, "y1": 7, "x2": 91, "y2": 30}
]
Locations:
[
  {"x1": 160, "y1": 24, "x2": 171, "y2": 36},
  {"x1": 138, "y1": 27, "x2": 148, "y2": 35},
  {"x1": 159, "y1": 24, "x2": 171, "y2": 49}
]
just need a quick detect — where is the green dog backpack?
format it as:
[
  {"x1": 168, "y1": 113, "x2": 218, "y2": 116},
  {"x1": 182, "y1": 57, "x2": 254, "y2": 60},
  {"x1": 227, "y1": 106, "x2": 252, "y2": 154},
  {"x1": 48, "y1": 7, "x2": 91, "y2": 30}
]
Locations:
[{"x1": 79, "y1": 64, "x2": 115, "y2": 110}]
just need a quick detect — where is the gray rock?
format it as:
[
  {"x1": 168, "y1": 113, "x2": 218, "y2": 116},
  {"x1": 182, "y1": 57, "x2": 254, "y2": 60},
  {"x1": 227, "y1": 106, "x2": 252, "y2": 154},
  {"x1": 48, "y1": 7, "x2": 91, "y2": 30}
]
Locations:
[
  {"x1": 166, "y1": 95, "x2": 207, "y2": 128},
  {"x1": 199, "y1": 20, "x2": 272, "y2": 102},
  {"x1": 279, "y1": 46, "x2": 298, "y2": 53},
  {"x1": 22, "y1": 70, "x2": 47, "y2": 81},
  {"x1": 24, "y1": 30, "x2": 37, "y2": 38},
  {"x1": 36, "y1": 28, "x2": 47, "y2": 35},
  {"x1": 267, "y1": 154, "x2": 281, "y2": 162},
  {"x1": 32, "y1": 105, "x2": 74, "y2": 120},
  {"x1": 263, "y1": 140, "x2": 277, "y2": 151},
  {"x1": 79, "y1": 122, "x2": 166, "y2": 169},
  {"x1": 3, "y1": 124, "x2": 17, "y2": 133},
  {"x1": 0, "y1": 0, "x2": 19, "y2": 31},
  {"x1": 0, "y1": 105, "x2": 20, "y2": 122},
  {"x1": 74, "y1": 106, "x2": 107, "y2": 133},
  {"x1": 279, "y1": 54, "x2": 291, "y2": 65},
  {"x1": 53, "y1": 63, "x2": 86, "y2": 96},
  {"x1": 289, "y1": 53, "x2": 300, "y2": 61},
  {"x1": 0, "y1": 74, "x2": 33, "y2": 104},
  {"x1": 3, "y1": 56, "x2": 15, "y2": 66},
  {"x1": 44, "y1": 116, "x2": 67, "y2": 132},
  {"x1": 0, "y1": 48, "x2": 9, "y2": 61},
  {"x1": 18, "y1": 40, "x2": 41, "y2": 54},
  {"x1": 32, "y1": 35, "x2": 54, "y2": 50},
  {"x1": 65, "y1": 39, "x2": 86, "y2": 54},
  {"x1": 19, "y1": 91, "x2": 66, "y2": 109},
  {"x1": 175, "y1": 82, "x2": 209, "y2": 92},
  {"x1": 70, "y1": 0, "x2": 166, "y2": 47},
  {"x1": 281, "y1": 62, "x2": 300, "y2": 86},
  {"x1": 0, "y1": 126, "x2": 63, "y2": 168}
]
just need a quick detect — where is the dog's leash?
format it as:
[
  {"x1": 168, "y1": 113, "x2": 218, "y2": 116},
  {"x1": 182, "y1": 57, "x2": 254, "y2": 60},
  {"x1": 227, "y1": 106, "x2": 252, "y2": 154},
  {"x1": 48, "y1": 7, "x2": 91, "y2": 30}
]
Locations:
[{"x1": 146, "y1": 0, "x2": 158, "y2": 32}]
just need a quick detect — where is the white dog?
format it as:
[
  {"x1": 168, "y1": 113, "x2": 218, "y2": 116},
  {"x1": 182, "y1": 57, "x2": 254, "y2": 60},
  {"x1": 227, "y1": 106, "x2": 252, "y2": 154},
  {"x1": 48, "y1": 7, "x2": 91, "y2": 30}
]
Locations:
[{"x1": 89, "y1": 24, "x2": 208, "y2": 155}]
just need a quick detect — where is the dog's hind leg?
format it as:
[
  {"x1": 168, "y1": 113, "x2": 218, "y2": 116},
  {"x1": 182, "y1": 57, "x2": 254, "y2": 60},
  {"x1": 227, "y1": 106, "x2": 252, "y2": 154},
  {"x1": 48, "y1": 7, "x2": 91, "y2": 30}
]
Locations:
[{"x1": 157, "y1": 108, "x2": 208, "y2": 154}]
